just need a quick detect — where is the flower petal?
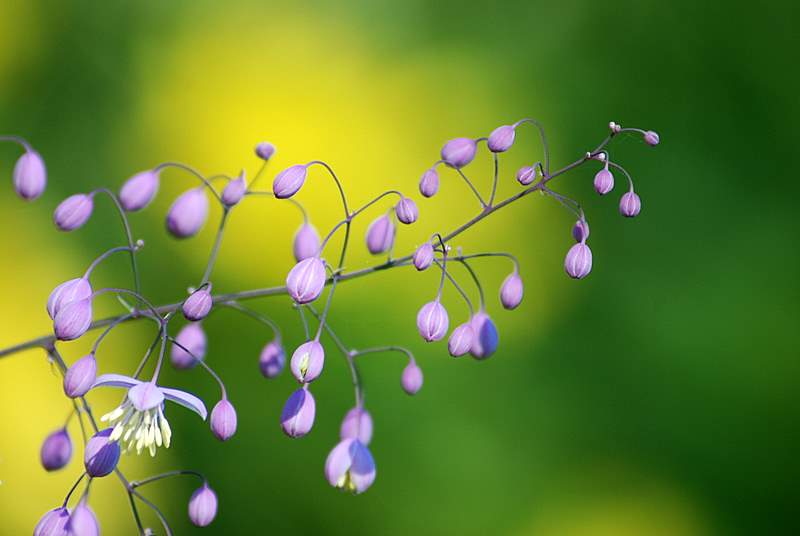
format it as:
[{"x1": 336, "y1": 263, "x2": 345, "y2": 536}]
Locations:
[
  {"x1": 162, "y1": 387, "x2": 208, "y2": 420},
  {"x1": 92, "y1": 373, "x2": 141, "y2": 389}
]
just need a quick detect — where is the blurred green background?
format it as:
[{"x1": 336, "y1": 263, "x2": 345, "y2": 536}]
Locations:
[{"x1": 0, "y1": 1, "x2": 797, "y2": 534}]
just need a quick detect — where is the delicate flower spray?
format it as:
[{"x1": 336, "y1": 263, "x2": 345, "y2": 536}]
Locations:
[{"x1": 0, "y1": 120, "x2": 658, "y2": 531}]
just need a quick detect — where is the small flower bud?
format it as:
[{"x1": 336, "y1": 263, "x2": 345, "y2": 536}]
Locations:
[
  {"x1": 210, "y1": 399, "x2": 237, "y2": 441},
  {"x1": 13, "y1": 150, "x2": 46, "y2": 201},
  {"x1": 447, "y1": 322, "x2": 474, "y2": 357},
  {"x1": 34, "y1": 507, "x2": 70, "y2": 536},
  {"x1": 572, "y1": 219, "x2": 590, "y2": 243},
  {"x1": 84, "y1": 428, "x2": 120, "y2": 477},
  {"x1": 221, "y1": 171, "x2": 247, "y2": 207},
  {"x1": 609, "y1": 121, "x2": 621, "y2": 134},
  {"x1": 119, "y1": 170, "x2": 160, "y2": 212},
  {"x1": 255, "y1": 141, "x2": 276, "y2": 160},
  {"x1": 40, "y1": 428, "x2": 72, "y2": 471},
  {"x1": 593, "y1": 167, "x2": 614, "y2": 195},
  {"x1": 469, "y1": 312, "x2": 499, "y2": 359},
  {"x1": 643, "y1": 130, "x2": 660, "y2": 146},
  {"x1": 500, "y1": 271, "x2": 524, "y2": 310},
  {"x1": 365, "y1": 214, "x2": 395, "y2": 255},
  {"x1": 416, "y1": 300, "x2": 449, "y2": 342},
  {"x1": 619, "y1": 190, "x2": 642, "y2": 217},
  {"x1": 564, "y1": 242, "x2": 593, "y2": 279},
  {"x1": 516, "y1": 165, "x2": 536, "y2": 186},
  {"x1": 188, "y1": 483, "x2": 218, "y2": 527},
  {"x1": 280, "y1": 388, "x2": 316, "y2": 438},
  {"x1": 293, "y1": 223, "x2": 320, "y2": 262},
  {"x1": 395, "y1": 197, "x2": 419, "y2": 224},
  {"x1": 63, "y1": 354, "x2": 97, "y2": 398},
  {"x1": 259, "y1": 340, "x2": 285, "y2": 378},
  {"x1": 166, "y1": 187, "x2": 209, "y2": 238},
  {"x1": 171, "y1": 322, "x2": 207, "y2": 369},
  {"x1": 413, "y1": 242, "x2": 434, "y2": 271},
  {"x1": 272, "y1": 164, "x2": 308, "y2": 199},
  {"x1": 487, "y1": 125, "x2": 516, "y2": 153},
  {"x1": 286, "y1": 256, "x2": 326, "y2": 304},
  {"x1": 47, "y1": 277, "x2": 92, "y2": 320},
  {"x1": 290, "y1": 340, "x2": 325, "y2": 383},
  {"x1": 182, "y1": 286, "x2": 213, "y2": 321},
  {"x1": 65, "y1": 500, "x2": 99, "y2": 536},
  {"x1": 419, "y1": 168, "x2": 439, "y2": 198},
  {"x1": 401, "y1": 361, "x2": 423, "y2": 395},
  {"x1": 340, "y1": 407, "x2": 373, "y2": 445},
  {"x1": 54, "y1": 193, "x2": 94, "y2": 231},
  {"x1": 325, "y1": 438, "x2": 376, "y2": 494},
  {"x1": 53, "y1": 298, "x2": 92, "y2": 341},
  {"x1": 441, "y1": 137, "x2": 477, "y2": 168}
]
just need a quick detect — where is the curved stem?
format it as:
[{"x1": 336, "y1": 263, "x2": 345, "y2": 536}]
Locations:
[
  {"x1": 130, "y1": 489, "x2": 173, "y2": 536},
  {"x1": 168, "y1": 336, "x2": 226, "y2": 398},
  {"x1": 133, "y1": 331, "x2": 163, "y2": 379},
  {"x1": 245, "y1": 191, "x2": 309, "y2": 223},
  {"x1": 456, "y1": 258, "x2": 485, "y2": 310},
  {"x1": 154, "y1": 161, "x2": 223, "y2": 203},
  {"x1": 314, "y1": 278, "x2": 338, "y2": 340},
  {"x1": 516, "y1": 118, "x2": 551, "y2": 176},
  {"x1": 349, "y1": 190, "x2": 403, "y2": 220},
  {"x1": 92, "y1": 189, "x2": 141, "y2": 300},
  {"x1": 307, "y1": 160, "x2": 349, "y2": 217},
  {"x1": 220, "y1": 301, "x2": 281, "y2": 341},
  {"x1": 131, "y1": 470, "x2": 205, "y2": 489},
  {"x1": 91, "y1": 313, "x2": 135, "y2": 354},
  {"x1": 489, "y1": 152, "x2": 499, "y2": 207},
  {"x1": 456, "y1": 252, "x2": 520, "y2": 272},
  {"x1": 0, "y1": 135, "x2": 32, "y2": 151},
  {"x1": 433, "y1": 259, "x2": 474, "y2": 315},
  {"x1": 83, "y1": 245, "x2": 137, "y2": 280},
  {"x1": 62, "y1": 472, "x2": 87, "y2": 508},
  {"x1": 200, "y1": 209, "x2": 229, "y2": 285},
  {"x1": 607, "y1": 161, "x2": 636, "y2": 190},
  {"x1": 454, "y1": 167, "x2": 487, "y2": 208}
]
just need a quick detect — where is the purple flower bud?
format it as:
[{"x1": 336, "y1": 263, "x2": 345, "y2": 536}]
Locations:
[
  {"x1": 166, "y1": 187, "x2": 209, "y2": 238},
  {"x1": 564, "y1": 242, "x2": 593, "y2": 279},
  {"x1": 182, "y1": 287, "x2": 213, "y2": 321},
  {"x1": 340, "y1": 407, "x2": 373, "y2": 445},
  {"x1": 395, "y1": 197, "x2": 419, "y2": 225},
  {"x1": 259, "y1": 340, "x2": 285, "y2": 378},
  {"x1": 255, "y1": 141, "x2": 276, "y2": 160},
  {"x1": 171, "y1": 322, "x2": 207, "y2": 369},
  {"x1": 619, "y1": 190, "x2": 642, "y2": 217},
  {"x1": 210, "y1": 399, "x2": 237, "y2": 441},
  {"x1": 416, "y1": 300, "x2": 449, "y2": 342},
  {"x1": 280, "y1": 388, "x2": 316, "y2": 438},
  {"x1": 272, "y1": 164, "x2": 308, "y2": 199},
  {"x1": 290, "y1": 340, "x2": 325, "y2": 383},
  {"x1": 516, "y1": 165, "x2": 536, "y2": 186},
  {"x1": 188, "y1": 483, "x2": 218, "y2": 527},
  {"x1": 221, "y1": 171, "x2": 247, "y2": 207},
  {"x1": 40, "y1": 428, "x2": 72, "y2": 471},
  {"x1": 325, "y1": 438, "x2": 376, "y2": 494},
  {"x1": 293, "y1": 222, "x2": 320, "y2": 262},
  {"x1": 53, "y1": 298, "x2": 92, "y2": 341},
  {"x1": 119, "y1": 170, "x2": 160, "y2": 212},
  {"x1": 500, "y1": 271, "x2": 524, "y2": 310},
  {"x1": 448, "y1": 322, "x2": 474, "y2": 357},
  {"x1": 643, "y1": 130, "x2": 660, "y2": 146},
  {"x1": 63, "y1": 354, "x2": 97, "y2": 398},
  {"x1": 47, "y1": 277, "x2": 92, "y2": 320},
  {"x1": 83, "y1": 428, "x2": 120, "y2": 477},
  {"x1": 34, "y1": 507, "x2": 70, "y2": 536},
  {"x1": 593, "y1": 167, "x2": 614, "y2": 196},
  {"x1": 469, "y1": 312, "x2": 499, "y2": 360},
  {"x1": 572, "y1": 219, "x2": 590, "y2": 242},
  {"x1": 54, "y1": 194, "x2": 94, "y2": 231},
  {"x1": 13, "y1": 150, "x2": 46, "y2": 201},
  {"x1": 419, "y1": 168, "x2": 439, "y2": 198},
  {"x1": 441, "y1": 137, "x2": 477, "y2": 168},
  {"x1": 487, "y1": 125, "x2": 516, "y2": 153},
  {"x1": 286, "y1": 256, "x2": 326, "y2": 304},
  {"x1": 365, "y1": 214, "x2": 395, "y2": 255},
  {"x1": 66, "y1": 501, "x2": 99, "y2": 536},
  {"x1": 413, "y1": 242, "x2": 434, "y2": 271},
  {"x1": 401, "y1": 361, "x2": 423, "y2": 395}
]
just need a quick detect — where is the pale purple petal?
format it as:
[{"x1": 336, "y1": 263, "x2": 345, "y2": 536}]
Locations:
[
  {"x1": 162, "y1": 387, "x2": 208, "y2": 420},
  {"x1": 91, "y1": 373, "x2": 141, "y2": 390}
]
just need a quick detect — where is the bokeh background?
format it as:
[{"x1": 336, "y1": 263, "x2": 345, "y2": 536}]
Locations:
[{"x1": 0, "y1": 1, "x2": 797, "y2": 534}]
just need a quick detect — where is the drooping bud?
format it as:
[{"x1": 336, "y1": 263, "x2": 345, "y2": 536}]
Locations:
[
  {"x1": 619, "y1": 190, "x2": 642, "y2": 217},
  {"x1": 469, "y1": 311, "x2": 499, "y2": 360},
  {"x1": 419, "y1": 168, "x2": 439, "y2": 198},
  {"x1": 280, "y1": 388, "x2": 316, "y2": 438},
  {"x1": 609, "y1": 121, "x2": 622, "y2": 134},
  {"x1": 40, "y1": 428, "x2": 72, "y2": 471},
  {"x1": 564, "y1": 242, "x2": 593, "y2": 279},
  {"x1": 395, "y1": 197, "x2": 418, "y2": 224},
  {"x1": 340, "y1": 407, "x2": 373, "y2": 445},
  {"x1": 293, "y1": 223, "x2": 320, "y2": 262},
  {"x1": 54, "y1": 193, "x2": 94, "y2": 231},
  {"x1": 593, "y1": 166, "x2": 614, "y2": 195},
  {"x1": 448, "y1": 322, "x2": 474, "y2": 357},
  {"x1": 272, "y1": 164, "x2": 308, "y2": 199},
  {"x1": 188, "y1": 483, "x2": 218, "y2": 527},
  {"x1": 286, "y1": 256, "x2": 326, "y2": 304},
  {"x1": 365, "y1": 214, "x2": 395, "y2": 255},
  {"x1": 259, "y1": 340, "x2": 285, "y2": 378},
  {"x1": 643, "y1": 130, "x2": 660, "y2": 146},
  {"x1": 487, "y1": 125, "x2": 516, "y2": 153},
  {"x1": 166, "y1": 187, "x2": 209, "y2": 238},
  {"x1": 47, "y1": 277, "x2": 92, "y2": 320},
  {"x1": 572, "y1": 219, "x2": 590, "y2": 243},
  {"x1": 34, "y1": 507, "x2": 70, "y2": 536},
  {"x1": 401, "y1": 361, "x2": 423, "y2": 395},
  {"x1": 441, "y1": 137, "x2": 477, "y2": 168},
  {"x1": 182, "y1": 286, "x2": 213, "y2": 321},
  {"x1": 290, "y1": 340, "x2": 325, "y2": 383},
  {"x1": 13, "y1": 150, "x2": 47, "y2": 201},
  {"x1": 54, "y1": 298, "x2": 92, "y2": 341},
  {"x1": 210, "y1": 399, "x2": 237, "y2": 441},
  {"x1": 516, "y1": 165, "x2": 536, "y2": 186},
  {"x1": 499, "y1": 271, "x2": 524, "y2": 310},
  {"x1": 416, "y1": 300, "x2": 449, "y2": 342},
  {"x1": 63, "y1": 354, "x2": 97, "y2": 398},
  {"x1": 119, "y1": 169, "x2": 160, "y2": 212},
  {"x1": 255, "y1": 141, "x2": 276, "y2": 160},
  {"x1": 65, "y1": 500, "x2": 99, "y2": 536},
  {"x1": 325, "y1": 438, "x2": 376, "y2": 494},
  {"x1": 171, "y1": 322, "x2": 207, "y2": 369},
  {"x1": 413, "y1": 242, "x2": 434, "y2": 271},
  {"x1": 84, "y1": 428, "x2": 120, "y2": 476},
  {"x1": 221, "y1": 171, "x2": 247, "y2": 207}
]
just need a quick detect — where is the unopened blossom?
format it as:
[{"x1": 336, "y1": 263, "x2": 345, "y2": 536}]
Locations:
[
  {"x1": 182, "y1": 286, "x2": 213, "y2": 321},
  {"x1": 325, "y1": 438, "x2": 376, "y2": 494},
  {"x1": 419, "y1": 168, "x2": 439, "y2": 198},
  {"x1": 564, "y1": 242, "x2": 593, "y2": 279},
  {"x1": 40, "y1": 427, "x2": 72, "y2": 471},
  {"x1": 469, "y1": 311, "x2": 499, "y2": 360},
  {"x1": 53, "y1": 298, "x2": 92, "y2": 341},
  {"x1": 119, "y1": 170, "x2": 160, "y2": 212},
  {"x1": 499, "y1": 271, "x2": 524, "y2": 310},
  {"x1": 340, "y1": 407, "x2": 373, "y2": 445},
  {"x1": 65, "y1": 500, "x2": 99, "y2": 536},
  {"x1": 441, "y1": 137, "x2": 477, "y2": 168},
  {"x1": 259, "y1": 339, "x2": 285, "y2": 378},
  {"x1": 416, "y1": 300, "x2": 449, "y2": 342},
  {"x1": 593, "y1": 166, "x2": 614, "y2": 195},
  {"x1": 171, "y1": 322, "x2": 207, "y2": 370},
  {"x1": 572, "y1": 219, "x2": 590, "y2": 243},
  {"x1": 290, "y1": 340, "x2": 325, "y2": 383},
  {"x1": 255, "y1": 141, "x2": 276, "y2": 160},
  {"x1": 273, "y1": 164, "x2": 308, "y2": 199},
  {"x1": 83, "y1": 428, "x2": 121, "y2": 477},
  {"x1": 280, "y1": 388, "x2": 316, "y2": 438},
  {"x1": 643, "y1": 130, "x2": 660, "y2": 146},
  {"x1": 13, "y1": 150, "x2": 46, "y2": 201},
  {"x1": 487, "y1": 125, "x2": 516, "y2": 153},
  {"x1": 401, "y1": 361, "x2": 423, "y2": 395},
  {"x1": 221, "y1": 171, "x2": 247, "y2": 207},
  {"x1": 34, "y1": 507, "x2": 70, "y2": 536},
  {"x1": 47, "y1": 277, "x2": 92, "y2": 320},
  {"x1": 293, "y1": 223, "x2": 320, "y2": 262},
  {"x1": 188, "y1": 483, "x2": 218, "y2": 527},
  {"x1": 166, "y1": 187, "x2": 209, "y2": 238},
  {"x1": 619, "y1": 190, "x2": 642, "y2": 217},
  {"x1": 286, "y1": 256, "x2": 326, "y2": 304},
  {"x1": 413, "y1": 242, "x2": 434, "y2": 271},
  {"x1": 516, "y1": 165, "x2": 536, "y2": 186},
  {"x1": 54, "y1": 193, "x2": 94, "y2": 231},
  {"x1": 63, "y1": 353, "x2": 97, "y2": 398},
  {"x1": 210, "y1": 398, "x2": 237, "y2": 441},
  {"x1": 395, "y1": 197, "x2": 418, "y2": 225},
  {"x1": 447, "y1": 322, "x2": 474, "y2": 357},
  {"x1": 365, "y1": 214, "x2": 395, "y2": 255}
]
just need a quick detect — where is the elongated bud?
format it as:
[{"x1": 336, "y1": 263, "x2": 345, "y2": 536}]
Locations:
[
  {"x1": 167, "y1": 187, "x2": 209, "y2": 238},
  {"x1": 395, "y1": 197, "x2": 418, "y2": 224},
  {"x1": 419, "y1": 168, "x2": 439, "y2": 198},
  {"x1": 516, "y1": 165, "x2": 536, "y2": 185},
  {"x1": 441, "y1": 137, "x2": 477, "y2": 168},
  {"x1": 293, "y1": 223, "x2": 320, "y2": 262},
  {"x1": 34, "y1": 507, "x2": 70, "y2": 536},
  {"x1": 286, "y1": 256, "x2": 326, "y2": 304},
  {"x1": 500, "y1": 271, "x2": 524, "y2": 310},
  {"x1": 593, "y1": 166, "x2": 614, "y2": 195},
  {"x1": 619, "y1": 190, "x2": 642, "y2": 217},
  {"x1": 469, "y1": 311, "x2": 499, "y2": 360},
  {"x1": 325, "y1": 438, "x2": 376, "y2": 494},
  {"x1": 416, "y1": 300, "x2": 449, "y2": 342},
  {"x1": 84, "y1": 428, "x2": 120, "y2": 477},
  {"x1": 272, "y1": 164, "x2": 308, "y2": 199},
  {"x1": 210, "y1": 399, "x2": 237, "y2": 441},
  {"x1": 572, "y1": 219, "x2": 590, "y2": 242},
  {"x1": 448, "y1": 322, "x2": 474, "y2": 357},
  {"x1": 119, "y1": 169, "x2": 160, "y2": 212},
  {"x1": 643, "y1": 130, "x2": 660, "y2": 146},
  {"x1": 564, "y1": 242, "x2": 593, "y2": 279},
  {"x1": 290, "y1": 340, "x2": 325, "y2": 383},
  {"x1": 63, "y1": 354, "x2": 97, "y2": 398},
  {"x1": 171, "y1": 322, "x2": 207, "y2": 369},
  {"x1": 189, "y1": 483, "x2": 218, "y2": 527},
  {"x1": 340, "y1": 407, "x2": 373, "y2": 445},
  {"x1": 65, "y1": 500, "x2": 99, "y2": 536},
  {"x1": 182, "y1": 286, "x2": 213, "y2": 321},
  {"x1": 221, "y1": 171, "x2": 247, "y2": 207},
  {"x1": 413, "y1": 242, "x2": 434, "y2": 271},
  {"x1": 53, "y1": 298, "x2": 92, "y2": 341},
  {"x1": 255, "y1": 141, "x2": 276, "y2": 160},
  {"x1": 40, "y1": 428, "x2": 72, "y2": 471},
  {"x1": 13, "y1": 150, "x2": 46, "y2": 200},
  {"x1": 401, "y1": 361, "x2": 423, "y2": 395},
  {"x1": 54, "y1": 193, "x2": 94, "y2": 231},
  {"x1": 47, "y1": 277, "x2": 92, "y2": 320},
  {"x1": 259, "y1": 340, "x2": 285, "y2": 378},
  {"x1": 487, "y1": 125, "x2": 516, "y2": 153},
  {"x1": 280, "y1": 388, "x2": 316, "y2": 438},
  {"x1": 365, "y1": 214, "x2": 395, "y2": 255}
]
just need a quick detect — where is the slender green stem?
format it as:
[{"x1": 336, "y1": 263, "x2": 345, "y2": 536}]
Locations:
[{"x1": 201, "y1": 209, "x2": 230, "y2": 284}]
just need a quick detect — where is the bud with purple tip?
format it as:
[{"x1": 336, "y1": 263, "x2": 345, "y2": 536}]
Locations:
[
  {"x1": 401, "y1": 360, "x2": 423, "y2": 395},
  {"x1": 293, "y1": 223, "x2": 320, "y2": 261},
  {"x1": 171, "y1": 322, "x2": 207, "y2": 369},
  {"x1": 272, "y1": 164, "x2": 308, "y2": 199},
  {"x1": 54, "y1": 193, "x2": 94, "y2": 231},
  {"x1": 572, "y1": 219, "x2": 590, "y2": 243},
  {"x1": 182, "y1": 286, "x2": 213, "y2": 321},
  {"x1": 441, "y1": 137, "x2": 477, "y2": 168},
  {"x1": 325, "y1": 438, "x2": 376, "y2": 494},
  {"x1": 255, "y1": 141, "x2": 276, "y2": 160},
  {"x1": 189, "y1": 483, "x2": 218, "y2": 527},
  {"x1": 119, "y1": 169, "x2": 160, "y2": 212},
  {"x1": 290, "y1": 340, "x2": 325, "y2": 383},
  {"x1": 286, "y1": 256, "x2": 326, "y2": 304},
  {"x1": 564, "y1": 242, "x2": 593, "y2": 279},
  {"x1": 259, "y1": 339, "x2": 285, "y2": 378},
  {"x1": 54, "y1": 298, "x2": 92, "y2": 341},
  {"x1": 416, "y1": 300, "x2": 449, "y2": 342},
  {"x1": 365, "y1": 214, "x2": 395, "y2": 255},
  {"x1": 221, "y1": 171, "x2": 247, "y2": 207},
  {"x1": 395, "y1": 197, "x2": 418, "y2": 225},
  {"x1": 13, "y1": 150, "x2": 46, "y2": 201},
  {"x1": 340, "y1": 407, "x2": 373, "y2": 445},
  {"x1": 469, "y1": 311, "x2": 499, "y2": 359},
  {"x1": 619, "y1": 190, "x2": 642, "y2": 217},
  {"x1": 419, "y1": 168, "x2": 439, "y2": 198},
  {"x1": 593, "y1": 165, "x2": 614, "y2": 196},
  {"x1": 84, "y1": 428, "x2": 120, "y2": 477},
  {"x1": 34, "y1": 507, "x2": 70, "y2": 536},
  {"x1": 487, "y1": 125, "x2": 516, "y2": 153},
  {"x1": 516, "y1": 165, "x2": 536, "y2": 186},
  {"x1": 40, "y1": 428, "x2": 72, "y2": 471},
  {"x1": 280, "y1": 388, "x2": 316, "y2": 438},
  {"x1": 66, "y1": 500, "x2": 99, "y2": 536},
  {"x1": 643, "y1": 130, "x2": 660, "y2": 146},
  {"x1": 447, "y1": 322, "x2": 474, "y2": 357},
  {"x1": 47, "y1": 277, "x2": 92, "y2": 320},
  {"x1": 499, "y1": 271, "x2": 524, "y2": 310},
  {"x1": 210, "y1": 398, "x2": 237, "y2": 441},
  {"x1": 413, "y1": 242, "x2": 434, "y2": 271},
  {"x1": 63, "y1": 354, "x2": 97, "y2": 398},
  {"x1": 166, "y1": 187, "x2": 209, "y2": 238}
]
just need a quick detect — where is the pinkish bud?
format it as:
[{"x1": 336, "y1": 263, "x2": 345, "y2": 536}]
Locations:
[
  {"x1": 419, "y1": 168, "x2": 439, "y2": 198},
  {"x1": 13, "y1": 150, "x2": 46, "y2": 201},
  {"x1": 166, "y1": 187, "x2": 209, "y2": 238},
  {"x1": 499, "y1": 271, "x2": 524, "y2": 310},
  {"x1": 572, "y1": 219, "x2": 590, "y2": 242},
  {"x1": 273, "y1": 164, "x2": 307, "y2": 199},
  {"x1": 416, "y1": 300, "x2": 449, "y2": 342},
  {"x1": 34, "y1": 507, "x2": 70, "y2": 536},
  {"x1": 293, "y1": 223, "x2": 320, "y2": 262},
  {"x1": 65, "y1": 500, "x2": 99, "y2": 536},
  {"x1": 564, "y1": 242, "x2": 593, "y2": 279},
  {"x1": 54, "y1": 298, "x2": 92, "y2": 341},
  {"x1": 221, "y1": 171, "x2": 247, "y2": 207},
  {"x1": 47, "y1": 277, "x2": 92, "y2": 320},
  {"x1": 255, "y1": 141, "x2": 276, "y2": 160},
  {"x1": 643, "y1": 130, "x2": 660, "y2": 146},
  {"x1": 171, "y1": 322, "x2": 207, "y2": 369},
  {"x1": 395, "y1": 197, "x2": 418, "y2": 224},
  {"x1": 401, "y1": 361, "x2": 423, "y2": 395},
  {"x1": 210, "y1": 399, "x2": 237, "y2": 441},
  {"x1": 620, "y1": 190, "x2": 642, "y2": 217},
  {"x1": 40, "y1": 428, "x2": 72, "y2": 471},
  {"x1": 441, "y1": 137, "x2": 477, "y2": 168},
  {"x1": 63, "y1": 354, "x2": 97, "y2": 398},
  {"x1": 290, "y1": 340, "x2": 325, "y2": 383},
  {"x1": 340, "y1": 407, "x2": 373, "y2": 445},
  {"x1": 54, "y1": 193, "x2": 94, "y2": 231},
  {"x1": 119, "y1": 170, "x2": 160, "y2": 212},
  {"x1": 182, "y1": 286, "x2": 213, "y2": 321},
  {"x1": 516, "y1": 165, "x2": 536, "y2": 186},
  {"x1": 487, "y1": 125, "x2": 516, "y2": 153},
  {"x1": 593, "y1": 166, "x2": 614, "y2": 196},
  {"x1": 280, "y1": 388, "x2": 316, "y2": 438},
  {"x1": 286, "y1": 257, "x2": 326, "y2": 304},
  {"x1": 447, "y1": 322, "x2": 474, "y2": 357},
  {"x1": 259, "y1": 340, "x2": 285, "y2": 378},
  {"x1": 83, "y1": 428, "x2": 120, "y2": 478},
  {"x1": 188, "y1": 483, "x2": 218, "y2": 527},
  {"x1": 469, "y1": 311, "x2": 499, "y2": 360},
  {"x1": 365, "y1": 214, "x2": 395, "y2": 255},
  {"x1": 413, "y1": 243, "x2": 434, "y2": 271}
]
